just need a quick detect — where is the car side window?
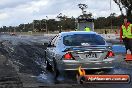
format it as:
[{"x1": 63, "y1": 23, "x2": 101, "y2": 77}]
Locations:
[
  {"x1": 54, "y1": 36, "x2": 60, "y2": 46},
  {"x1": 50, "y1": 35, "x2": 58, "y2": 46}
]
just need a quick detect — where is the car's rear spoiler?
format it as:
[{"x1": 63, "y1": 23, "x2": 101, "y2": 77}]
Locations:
[{"x1": 63, "y1": 45, "x2": 112, "y2": 52}]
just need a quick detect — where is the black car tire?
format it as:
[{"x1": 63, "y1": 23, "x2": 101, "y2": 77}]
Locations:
[
  {"x1": 52, "y1": 59, "x2": 59, "y2": 79},
  {"x1": 46, "y1": 60, "x2": 52, "y2": 71}
]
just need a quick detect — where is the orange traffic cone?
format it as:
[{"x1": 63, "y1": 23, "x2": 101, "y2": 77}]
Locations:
[
  {"x1": 125, "y1": 50, "x2": 132, "y2": 61},
  {"x1": 125, "y1": 54, "x2": 132, "y2": 61}
]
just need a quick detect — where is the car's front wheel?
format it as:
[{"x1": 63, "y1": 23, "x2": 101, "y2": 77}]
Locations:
[
  {"x1": 52, "y1": 60, "x2": 59, "y2": 79},
  {"x1": 46, "y1": 60, "x2": 52, "y2": 71}
]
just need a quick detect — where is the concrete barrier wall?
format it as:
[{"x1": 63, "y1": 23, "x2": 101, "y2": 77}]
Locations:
[
  {"x1": 19, "y1": 34, "x2": 120, "y2": 40},
  {"x1": 101, "y1": 34, "x2": 120, "y2": 39},
  {"x1": 42, "y1": 34, "x2": 120, "y2": 40}
]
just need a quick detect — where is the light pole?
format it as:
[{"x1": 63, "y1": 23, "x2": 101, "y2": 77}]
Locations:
[
  {"x1": 46, "y1": 16, "x2": 48, "y2": 34},
  {"x1": 8, "y1": 28, "x2": 10, "y2": 33},
  {"x1": 33, "y1": 21, "x2": 34, "y2": 32},
  {"x1": 39, "y1": 20, "x2": 41, "y2": 32},
  {"x1": 45, "y1": 20, "x2": 47, "y2": 34},
  {"x1": 57, "y1": 13, "x2": 64, "y2": 33},
  {"x1": 74, "y1": 17, "x2": 77, "y2": 31},
  {"x1": 13, "y1": 27, "x2": 16, "y2": 33},
  {"x1": 23, "y1": 24, "x2": 25, "y2": 32}
]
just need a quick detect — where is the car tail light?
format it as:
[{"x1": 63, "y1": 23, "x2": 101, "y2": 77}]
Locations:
[
  {"x1": 108, "y1": 51, "x2": 115, "y2": 57},
  {"x1": 105, "y1": 51, "x2": 114, "y2": 59},
  {"x1": 64, "y1": 53, "x2": 74, "y2": 60}
]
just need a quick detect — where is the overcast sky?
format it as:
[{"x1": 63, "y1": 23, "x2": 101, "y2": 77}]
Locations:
[{"x1": 0, "y1": 0, "x2": 121, "y2": 27}]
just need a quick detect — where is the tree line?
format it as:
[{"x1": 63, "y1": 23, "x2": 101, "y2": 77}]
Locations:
[{"x1": 0, "y1": 14, "x2": 124, "y2": 32}]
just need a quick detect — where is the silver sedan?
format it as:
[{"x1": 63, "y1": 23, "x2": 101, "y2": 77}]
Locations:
[{"x1": 45, "y1": 31, "x2": 115, "y2": 78}]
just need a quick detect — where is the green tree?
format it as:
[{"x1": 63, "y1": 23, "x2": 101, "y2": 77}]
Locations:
[{"x1": 113, "y1": 0, "x2": 132, "y2": 21}]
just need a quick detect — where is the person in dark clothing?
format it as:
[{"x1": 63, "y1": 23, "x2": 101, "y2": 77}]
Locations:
[{"x1": 105, "y1": 30, "x2": 107, "y2": 34}]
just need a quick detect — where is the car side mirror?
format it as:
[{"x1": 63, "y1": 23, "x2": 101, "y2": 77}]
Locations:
[
  {"x1": 44, "y1": 43, "x2": 55, "y2": 47},
  {"x1": 43, "y1": 43, "x2": 49, "y2": 47}
]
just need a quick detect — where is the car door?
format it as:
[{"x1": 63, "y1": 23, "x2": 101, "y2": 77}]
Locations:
[{"x1": 46, "y1": 35, "x2": 58, "y2": 65}]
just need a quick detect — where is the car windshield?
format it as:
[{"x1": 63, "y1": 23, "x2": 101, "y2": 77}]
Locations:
[{"x1": 63, "y1": 34, "x2": 105, "y2": 46}]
